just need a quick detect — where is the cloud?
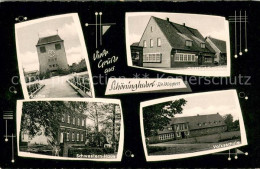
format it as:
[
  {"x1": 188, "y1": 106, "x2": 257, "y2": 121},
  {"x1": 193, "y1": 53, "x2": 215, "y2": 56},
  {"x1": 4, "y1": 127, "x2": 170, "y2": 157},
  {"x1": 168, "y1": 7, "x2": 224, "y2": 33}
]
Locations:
[
  {"x1": 39, "y1": 22, "x2": 77, "y2": 41},
  {"x1": 129, "y1": 33, "x2": 141, "y2": 45},
  {"x1": 20, "y1": 51, "x2": 39, "y2": 72},
  {"x1": 66, "y1": 46, "x2": 84, "y2": 65}
]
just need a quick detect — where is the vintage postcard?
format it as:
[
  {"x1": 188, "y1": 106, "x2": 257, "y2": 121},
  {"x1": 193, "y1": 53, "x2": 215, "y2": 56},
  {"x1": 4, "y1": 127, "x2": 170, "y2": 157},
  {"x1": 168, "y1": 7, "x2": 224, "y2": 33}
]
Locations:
[
  {"x1": 140, "y1": 90, "x2": 247, "y2": 161},
  {"x1": 126, "y1": 12, "x2": 231, "y2": 77},
  {"x1": 16, "y1": 98, "x2": 124, "y2": 161},
  {"x1": 15, "y1": 13, "x2": 95, "y2": 99}
]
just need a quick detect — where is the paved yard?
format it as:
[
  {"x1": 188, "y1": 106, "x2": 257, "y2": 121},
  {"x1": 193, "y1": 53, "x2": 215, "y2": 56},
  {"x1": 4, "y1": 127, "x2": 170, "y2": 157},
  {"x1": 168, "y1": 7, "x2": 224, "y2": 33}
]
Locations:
[{"x1": 33, "y1": 74, "x2": 80, "y2": 98}]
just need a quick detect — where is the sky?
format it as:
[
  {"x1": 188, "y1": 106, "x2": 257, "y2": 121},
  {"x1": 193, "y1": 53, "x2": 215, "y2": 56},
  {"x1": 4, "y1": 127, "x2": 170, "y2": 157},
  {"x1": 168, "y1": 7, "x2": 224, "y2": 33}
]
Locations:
[
  {"x1": 16, "y1": 16, "x2": 85, "y2": 72},
  {"x1": 127, "y1": 13, "x2": 228, "y2": 45},
  {"x1": 172, "y1": 91, "x2": 240, "y2": 120}
]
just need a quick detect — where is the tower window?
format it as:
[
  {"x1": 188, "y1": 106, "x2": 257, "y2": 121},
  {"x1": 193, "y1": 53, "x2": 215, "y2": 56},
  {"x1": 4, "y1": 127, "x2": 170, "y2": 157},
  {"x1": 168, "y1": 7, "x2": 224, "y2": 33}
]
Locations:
[
  {"x1": 55, "y1": 43, "x2": 61, "y2": 50},
  {"x1": 40, "y1": 46, "x2": 46, "y2": 53}
]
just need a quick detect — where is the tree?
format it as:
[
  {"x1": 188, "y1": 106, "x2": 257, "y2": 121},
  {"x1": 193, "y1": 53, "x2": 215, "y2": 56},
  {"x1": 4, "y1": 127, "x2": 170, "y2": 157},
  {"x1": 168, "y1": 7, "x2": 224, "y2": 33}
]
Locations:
[
  {"x1": 100, "y1": 103, "x2": 121, "y2": 152},
  {"x1": 223, "y1": 114, "x2": 240, "y2": 131},
  {"x1": 85, "y1": 102, "x2": 107, "y2": 147},
  {"x1": 21, "y1": 101, "x2": 84, "y2": 145},
  {"x1": 223, "y1": 114, "x2": 234, "y2": 131},
  {"x1": 143, "y1": 99, "x2": 187, "y2": 137}
]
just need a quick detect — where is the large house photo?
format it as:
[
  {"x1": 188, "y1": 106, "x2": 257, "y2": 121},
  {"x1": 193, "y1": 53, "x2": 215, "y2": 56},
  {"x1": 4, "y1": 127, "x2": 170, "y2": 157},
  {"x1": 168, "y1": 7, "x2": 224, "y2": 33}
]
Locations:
[{"x1": 129, "y1": 15, "x2": 227, "y2": 69}]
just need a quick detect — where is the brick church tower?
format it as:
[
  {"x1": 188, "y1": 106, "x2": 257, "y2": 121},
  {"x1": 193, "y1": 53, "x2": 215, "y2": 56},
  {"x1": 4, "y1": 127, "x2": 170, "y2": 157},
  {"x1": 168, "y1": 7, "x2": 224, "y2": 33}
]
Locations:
[{"x1": 36, "y1": 34, "x2": 69, "y2": 74}]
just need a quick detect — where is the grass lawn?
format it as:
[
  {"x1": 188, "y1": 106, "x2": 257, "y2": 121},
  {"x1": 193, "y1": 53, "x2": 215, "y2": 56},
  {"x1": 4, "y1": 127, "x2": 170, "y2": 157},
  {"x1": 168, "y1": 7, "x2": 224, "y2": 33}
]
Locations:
[{"x1": 148, "y1": 131, "x2": 241, "y2": 155}]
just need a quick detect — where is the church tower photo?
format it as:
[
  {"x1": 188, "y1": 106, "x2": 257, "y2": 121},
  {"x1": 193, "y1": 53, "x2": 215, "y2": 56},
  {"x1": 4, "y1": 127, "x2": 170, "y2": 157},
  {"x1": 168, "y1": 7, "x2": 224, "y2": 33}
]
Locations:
[{"x1": 36, "y1": 33, "x2": 69, "y2": 75}]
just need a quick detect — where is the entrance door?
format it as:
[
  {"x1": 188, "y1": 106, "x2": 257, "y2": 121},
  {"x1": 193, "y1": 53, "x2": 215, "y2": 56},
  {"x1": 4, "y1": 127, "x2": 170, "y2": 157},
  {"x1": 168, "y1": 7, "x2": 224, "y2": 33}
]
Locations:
[
  {"x1": 198, "y1": 55, "x2": 203, "y2": 65},
  {"x1": 181, "y1": 131, "x2": 185, "y2": 138}
]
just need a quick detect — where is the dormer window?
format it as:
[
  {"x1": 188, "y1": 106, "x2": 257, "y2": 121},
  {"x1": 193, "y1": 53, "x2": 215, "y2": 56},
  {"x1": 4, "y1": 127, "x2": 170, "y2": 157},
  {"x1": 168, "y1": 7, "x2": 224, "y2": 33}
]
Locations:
[
  {"x1": 186, "y1": 40, "x2": 192, "y2": 47},
  {"x1": 201, "y1": 43, "x2": 205, "y2": 48}
]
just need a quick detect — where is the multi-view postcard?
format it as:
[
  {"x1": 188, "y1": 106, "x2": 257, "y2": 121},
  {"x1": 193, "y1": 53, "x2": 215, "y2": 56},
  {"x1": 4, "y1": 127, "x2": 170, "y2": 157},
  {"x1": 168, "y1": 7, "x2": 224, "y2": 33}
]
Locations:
[
  {"x1": 16, "y1": 98, "x2": 124, "y2": 161},
  {"x1": 140, "y1": 90, "x2": 247, "y2": 161},
  {"x1": 126, "y1": 12, "x2": 230, "y2": 77},
  {"x1": 15, "y1": 13, "x2": 95, "y2": 99}
]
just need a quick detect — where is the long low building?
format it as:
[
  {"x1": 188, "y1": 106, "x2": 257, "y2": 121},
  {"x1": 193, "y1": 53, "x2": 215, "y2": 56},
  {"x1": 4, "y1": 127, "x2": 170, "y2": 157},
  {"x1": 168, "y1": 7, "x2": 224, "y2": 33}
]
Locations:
[{"x1": 148, "y1": 113, "x2": 227, "y2": 143}]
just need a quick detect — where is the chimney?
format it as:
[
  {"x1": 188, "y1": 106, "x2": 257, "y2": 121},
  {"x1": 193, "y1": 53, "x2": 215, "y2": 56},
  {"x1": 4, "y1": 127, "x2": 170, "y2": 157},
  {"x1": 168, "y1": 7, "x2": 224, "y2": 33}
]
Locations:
[
  {"x1": 197, "y1": 114, "x2": 199, "y2": 116},
  {"x1": 183, "y1": 23, "x2": 186, "y2": 26},
  {"x1": 166, "y1": 17, "x2": 170, "y2": 22}
]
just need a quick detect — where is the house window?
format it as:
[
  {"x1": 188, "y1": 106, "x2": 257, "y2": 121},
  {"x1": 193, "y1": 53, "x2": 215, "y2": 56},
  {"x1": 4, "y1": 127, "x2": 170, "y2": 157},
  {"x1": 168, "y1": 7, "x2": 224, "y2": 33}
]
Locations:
[
  {"x1": 151, "y1": 26, "x2": 153, "y2": 32},
  {"x1": 180, "y1": 54, "x2": 183, "y2": 61},
  {"x1": 185, "y1": 40, "x2": 192, "y2": 47},
  {"x1": 184, "y1": 54, "x2": 188, "y2": 61},
  {"x1": 72, "y1": 133, "x2": 75, "y2": 141},
  {"x1": 201, "y1": 43, "x2": 205, "y2": 48},
  {"x1": 143, "y1": 40, "x2": 147, "y2": 48},
  {"x1": 175, "y1": 53, "x2": 195, "y2": 62},
  {"x1": 55, "y1": 43, "x2": 61, "y2": 50},
  {"x1": 204, "y1": 57, "x2": 212, "y2": 63},
  {"x1": 78, "y1": 118, "x2": 80, "y2": 126},
  {"x1": 66, "y1": 132, "x2": 70, "y2": 141},
  {"x1": 49, "y1": 65, "x2": 52, "y2": 68},
  {"x1": 175, "y1": 124, "x2": 179, "y2": 131},
  {"x1": 82, "y1": 119, "x2": 85, "y2": 127},
  {"x1": 60, "y1": 132, "x2": 64, "y2": 143},
  {"x1": 157, "y1": 38, "x2": 161, "y2": 47},
  {"x1": 81, "y1": 133, "x2": 84, "y2": 141},
  {"x1": 55, "y1": 58, "x2": 57, "y2": 61},
  {"x1": 143, "y1": 53, "x2": 161, "y2": 63},
  {"x1": 150, "y1": 39, "x2": 153, "y2": 47},
  {"x1": 61, "y1": 114, "x2": 65, "y2": 122},
  {"x1": 40, "y1": 46, "x2": 46, "y2": 53},
  {"x1": 176, "y1": 132, "x2": 180, "y2": 137},
  {"x1": 67, "y1": 115, "x2": 70, "y2": 123},
  {"x1": 198, "y1": 123, "x2": 202, "y2": 126},
  {"x1": 77, "y1": 133, "x2": 80, "y2": 141},
  {"x1": 159, "y1": 133, "x2": 174, "y2": 140},
  {"x1": 73, "y1": 117, "x2": 75, "y2": 125}
]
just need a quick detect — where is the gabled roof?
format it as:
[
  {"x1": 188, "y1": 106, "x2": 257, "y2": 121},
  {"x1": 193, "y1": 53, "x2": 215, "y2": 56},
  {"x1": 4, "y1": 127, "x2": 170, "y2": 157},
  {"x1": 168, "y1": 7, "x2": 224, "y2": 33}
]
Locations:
[
  {"x1": 151, "y1": 16, "x2": 214, "y2": 54},
  {"x1": 207, "y1": 36, "x2": 227, "y2": 53},
  {"x1": 170, "y1": 113, "x2": 226, "y2": 130},
  {"x1": 36, "y1": 35, "x2": 63, "y2": 46}
]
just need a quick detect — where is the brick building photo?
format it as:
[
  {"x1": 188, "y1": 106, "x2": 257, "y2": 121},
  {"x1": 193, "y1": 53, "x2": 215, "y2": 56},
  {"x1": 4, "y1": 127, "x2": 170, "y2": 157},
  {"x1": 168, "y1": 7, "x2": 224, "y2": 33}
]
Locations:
[
  {"x1": 18, "y1": 100, "x2": 122, "y2": 160},
  {"x1": 127, "y1": 13, "x2": 230, "y2": 76},
  {"x1": 142, "y1": 90, "x2": 246, "y2": 158}
]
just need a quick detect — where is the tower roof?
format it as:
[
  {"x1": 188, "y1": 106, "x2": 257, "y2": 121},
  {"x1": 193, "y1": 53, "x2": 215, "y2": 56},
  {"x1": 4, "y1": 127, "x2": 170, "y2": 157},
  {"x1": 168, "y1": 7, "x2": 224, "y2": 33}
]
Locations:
[{"x1": 36, "y1": 35, "x2": 63, "y2": 46}]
